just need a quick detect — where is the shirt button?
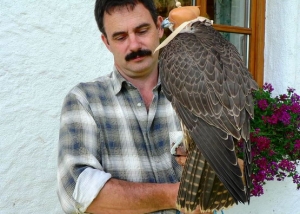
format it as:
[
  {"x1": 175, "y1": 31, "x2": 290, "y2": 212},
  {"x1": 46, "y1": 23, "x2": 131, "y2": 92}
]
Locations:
[{"x1": 137, "y1": 103, "x2": 142, "y2": 107}]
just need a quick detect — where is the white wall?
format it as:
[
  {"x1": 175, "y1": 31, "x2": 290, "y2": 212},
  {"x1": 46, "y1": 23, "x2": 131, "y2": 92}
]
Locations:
[
  {"x1": 264, "y1": 0, "x2": 300, "y2": 96},
  {"x1": 0, "y1": 1, "x2": 112, "y2": 213},
  {"x1": 0, "y1": 0, "x2": 299, "y2": 213}
]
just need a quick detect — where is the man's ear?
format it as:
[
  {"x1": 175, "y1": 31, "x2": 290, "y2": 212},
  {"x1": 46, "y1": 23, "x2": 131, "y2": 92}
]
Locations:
[
  {"x1": 101, "y1": 34, "x2": 112, "y2": 52},
  {"x1": 157, "y1": 16, "x2": 164, "y2": 39}
]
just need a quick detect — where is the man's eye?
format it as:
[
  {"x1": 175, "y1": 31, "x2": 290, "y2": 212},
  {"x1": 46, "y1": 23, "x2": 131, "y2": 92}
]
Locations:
[
  {"x1": 115, "y1": 36, "x2": 126, "y2": 41},
  {"x1": 115, "y1": 36, "x2": 125, "y2": 41},
  {"x1": 138, "y1": 28, "x2": 148, "y2": 34}
]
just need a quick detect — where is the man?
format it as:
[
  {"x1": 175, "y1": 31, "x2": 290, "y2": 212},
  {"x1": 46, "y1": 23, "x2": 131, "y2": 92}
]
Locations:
[{"x1": 57, "y1": 0, "x2": 187, "y2": 213}]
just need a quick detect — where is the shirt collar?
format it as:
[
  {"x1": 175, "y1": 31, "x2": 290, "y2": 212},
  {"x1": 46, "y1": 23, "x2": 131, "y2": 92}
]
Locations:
[
  {"x1": 111, "y1": 66, "x2": 127, "y2": 95},
  {"x1": 111, "y1": 66, "x2": 161, "y2": 95}
]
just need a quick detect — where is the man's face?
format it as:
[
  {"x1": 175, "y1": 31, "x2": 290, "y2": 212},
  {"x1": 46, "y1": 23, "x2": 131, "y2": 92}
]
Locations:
[{"x1": 101, "y1": 3, "x2": 164, "y2": 79}]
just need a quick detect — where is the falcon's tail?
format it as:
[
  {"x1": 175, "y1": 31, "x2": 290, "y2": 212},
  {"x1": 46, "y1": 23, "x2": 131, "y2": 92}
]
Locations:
[{"x1": 177, "y1": 141, "x2": 235, "y2": 213}]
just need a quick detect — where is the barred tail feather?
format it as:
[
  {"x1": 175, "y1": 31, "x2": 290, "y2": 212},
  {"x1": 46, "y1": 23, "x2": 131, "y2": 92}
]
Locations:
[{"x1": 177, "y1": 141, "x2": 235, "y2": 213}]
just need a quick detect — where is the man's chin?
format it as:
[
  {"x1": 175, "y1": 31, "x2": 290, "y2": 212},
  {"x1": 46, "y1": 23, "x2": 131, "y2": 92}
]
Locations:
[{"x1": 127, "y1": 62, "x2": 155, "y2": 74}]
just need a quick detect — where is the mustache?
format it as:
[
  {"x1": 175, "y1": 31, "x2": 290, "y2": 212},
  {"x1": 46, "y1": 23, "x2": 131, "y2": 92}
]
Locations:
[{"x1": 125, "y1": 49, "x2": 152, "y2": 61}]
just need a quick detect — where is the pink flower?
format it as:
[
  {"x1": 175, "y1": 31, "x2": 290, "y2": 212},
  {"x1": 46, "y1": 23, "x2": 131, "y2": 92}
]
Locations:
[
  {"x1": 279, "y1": 94, "x2": 288, "y2": 101},
  {"x1": 267, "y1": 114, "x2": 278, "y2": 124},
  {"x1": 288, "y1": 87, "x2": 296, "y2": 93},
  {"x1": 294, "y1": 140, "x2": 300, "y2": 151},
  {"x1": 278, "y1": 159, "x2": 296, "y2": 172},
  {"x1": 291, "y1": 93, "x2": 300, "y2": 103},
  {"x1": 258, "y1": 99, "x2": 268, "y2": 110},
  {"x1": 263, "y1": 82, "x2": 274, "y2": 93},
  {"x1": 251, "y1": 182, "x2": 264, "y2": 196},
  {"x1": 278, "y1": 111, "x2": 291, "y2": 125},
  {"x1": 290, "y1": 103, "x2": 300, "y2": 113},
  {"x1": 256, "y1": 136, "x2": 271, "y2": 151},
  {"x1": 242, "y1": 83, "x2": 300, "y2": 197}
]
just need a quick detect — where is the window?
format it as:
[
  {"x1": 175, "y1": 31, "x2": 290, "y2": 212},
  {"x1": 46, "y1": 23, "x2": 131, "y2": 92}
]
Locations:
[{"x1": 155, "y1": 0, "x2": 265, "y2": 86}]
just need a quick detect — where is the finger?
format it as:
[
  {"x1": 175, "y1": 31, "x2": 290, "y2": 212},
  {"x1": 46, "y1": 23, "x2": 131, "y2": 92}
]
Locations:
[
  {"x1": 175, "y1": 156, "x2": 187, "y2": 166},
  {"x1": 176, "y1": 145, "x2": 186, "y2": 156}
]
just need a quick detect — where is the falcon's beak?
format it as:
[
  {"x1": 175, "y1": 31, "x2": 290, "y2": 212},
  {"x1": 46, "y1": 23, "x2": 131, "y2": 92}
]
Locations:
[{"x1": 161, "y1": 18, "x2": 173, "y2": 29}]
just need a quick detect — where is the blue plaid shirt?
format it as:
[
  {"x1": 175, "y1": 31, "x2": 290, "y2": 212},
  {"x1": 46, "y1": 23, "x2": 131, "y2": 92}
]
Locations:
[{"x1": 57, "y1": 67, "x2": 182, "y2": 213}]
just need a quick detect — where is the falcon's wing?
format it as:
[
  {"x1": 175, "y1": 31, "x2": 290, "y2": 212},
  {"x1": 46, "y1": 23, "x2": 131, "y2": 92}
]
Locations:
[{"x1": 159, "y1": 21, "x2": 258, "y2": 209}]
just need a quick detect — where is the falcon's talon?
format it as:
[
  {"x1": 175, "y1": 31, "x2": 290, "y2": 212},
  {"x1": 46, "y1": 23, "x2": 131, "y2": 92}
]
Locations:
[
  {"x1": 169, "y1": 131, "x2": 183, "y2": 155},
  {"x1": 171, "y1": 141, "x2": 181, "y2": 155}
]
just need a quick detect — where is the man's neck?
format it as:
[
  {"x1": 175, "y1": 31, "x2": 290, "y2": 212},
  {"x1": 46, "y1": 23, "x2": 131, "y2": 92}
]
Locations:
[
  {"x1": 116, "y1": 66, "x2": 159, "y2": 111},
  {"x1": 131, "y1": 70, "x2": 158, "y2": 111}
]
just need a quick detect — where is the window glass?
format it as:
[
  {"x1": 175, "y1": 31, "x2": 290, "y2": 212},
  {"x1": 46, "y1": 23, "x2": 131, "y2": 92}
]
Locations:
[
  {"x1": 208, "y1": 0, "x2": 250, "y2": 28},
  {"x1": 207, "y1": 0, "x2": 251, "y2": 67}
]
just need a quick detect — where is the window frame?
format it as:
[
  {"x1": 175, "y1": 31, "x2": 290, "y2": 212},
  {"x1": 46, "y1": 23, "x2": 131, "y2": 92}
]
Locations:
[{"x1": 196, "y1": 0, "x2": 266, "y2": 87}]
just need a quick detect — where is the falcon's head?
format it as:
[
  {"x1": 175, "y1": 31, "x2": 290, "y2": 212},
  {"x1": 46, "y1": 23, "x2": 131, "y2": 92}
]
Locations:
[
  {"x1": 161, "y1": 6, "x2": 201, "y2": 31},
  {"x1": 154, "y1": 6, "x2": 211, "y2": 53}
]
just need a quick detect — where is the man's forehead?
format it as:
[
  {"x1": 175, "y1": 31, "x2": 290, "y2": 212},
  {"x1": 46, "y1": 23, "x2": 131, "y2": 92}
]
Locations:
[{"x1": 103, "y1": 3, "x2": 155, "y2": 34}]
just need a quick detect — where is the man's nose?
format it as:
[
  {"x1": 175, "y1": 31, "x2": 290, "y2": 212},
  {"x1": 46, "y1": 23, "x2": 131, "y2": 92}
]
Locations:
[{"x1": 128, "y1": 34, "x2": 141, "y2": 51}]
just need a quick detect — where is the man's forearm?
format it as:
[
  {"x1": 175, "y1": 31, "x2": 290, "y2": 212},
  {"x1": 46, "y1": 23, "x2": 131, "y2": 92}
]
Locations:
[{"x1": 86, "y1": 178, "x2": 180, "y2": 214}]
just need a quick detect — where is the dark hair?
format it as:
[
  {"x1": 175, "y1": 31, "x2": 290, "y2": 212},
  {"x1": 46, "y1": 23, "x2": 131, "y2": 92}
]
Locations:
[{"x1": 94, "y1": 0, "x2": 158, "y2": 37}]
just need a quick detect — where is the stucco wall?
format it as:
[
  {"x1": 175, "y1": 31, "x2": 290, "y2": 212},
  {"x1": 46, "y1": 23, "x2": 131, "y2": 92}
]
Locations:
[
  {"x1": 0, "y1": 1, "x2": 112, "y2": 213},
  {"x1": 0, "y1": 0, "x2": 299, "y2": 213},
  {"x1": 264, "y1": 0, "x2": 300, "y2": 96}
]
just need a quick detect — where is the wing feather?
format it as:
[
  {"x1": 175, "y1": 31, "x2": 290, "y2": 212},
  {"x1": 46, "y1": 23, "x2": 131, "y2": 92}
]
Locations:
[{"x1": 159, "y1": 20, "x2": 258, "y2": 210}]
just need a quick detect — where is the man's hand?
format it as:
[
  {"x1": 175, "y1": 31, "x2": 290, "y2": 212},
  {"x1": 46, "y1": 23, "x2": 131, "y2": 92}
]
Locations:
[
  {"x1": 173, "y1": 142, "x2": 245, "y2": 174},
  {"x1": 172, "y1": 142, "x2": 187, "y2": 166}
]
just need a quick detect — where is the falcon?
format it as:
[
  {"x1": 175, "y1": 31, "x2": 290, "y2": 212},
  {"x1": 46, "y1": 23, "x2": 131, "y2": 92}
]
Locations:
[{"x1": 156, "y1": 5, "x2": 258, "y2": 213}]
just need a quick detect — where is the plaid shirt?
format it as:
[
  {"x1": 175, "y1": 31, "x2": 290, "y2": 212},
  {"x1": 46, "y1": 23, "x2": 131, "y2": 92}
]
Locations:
[{"x1": 57, "y1": 67, "x2": 182, "y2": 214}]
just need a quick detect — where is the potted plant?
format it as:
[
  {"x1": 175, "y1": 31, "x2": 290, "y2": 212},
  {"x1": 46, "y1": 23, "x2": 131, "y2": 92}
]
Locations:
[{"x1": 237, "y1": 83, "x2": 300, "y2": 196}]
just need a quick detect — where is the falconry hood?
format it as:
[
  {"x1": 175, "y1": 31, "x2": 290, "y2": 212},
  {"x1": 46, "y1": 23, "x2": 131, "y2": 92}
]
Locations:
[{"x1": 155, "y1": 6, "x2": 213, "y2": 53}]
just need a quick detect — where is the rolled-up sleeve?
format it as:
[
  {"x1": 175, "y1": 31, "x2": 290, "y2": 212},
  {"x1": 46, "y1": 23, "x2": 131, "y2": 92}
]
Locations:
[{"x1": 57, "y1": 87, "x2": 111, "y2": 214}]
